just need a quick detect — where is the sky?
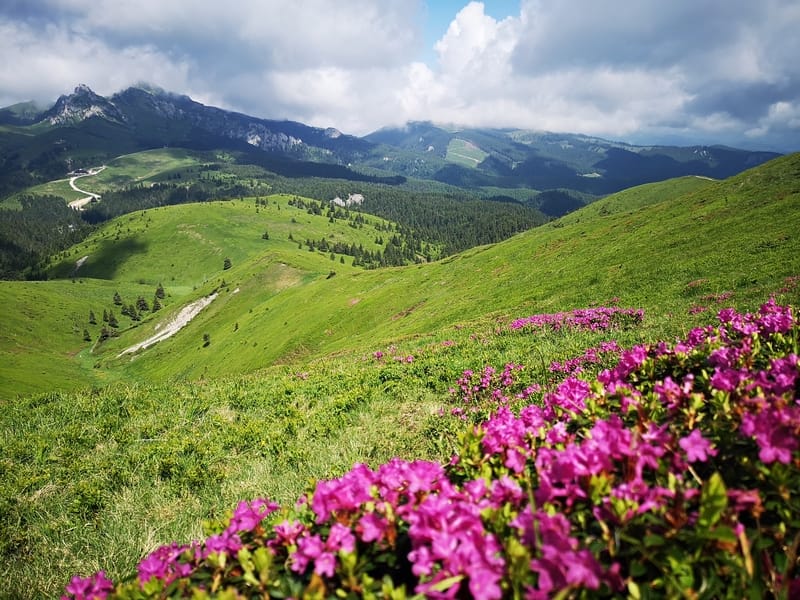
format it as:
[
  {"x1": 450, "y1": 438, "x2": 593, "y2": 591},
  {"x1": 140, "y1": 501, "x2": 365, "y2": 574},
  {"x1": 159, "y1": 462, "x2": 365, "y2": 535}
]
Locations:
[{"x1": 1, "y1": 0, "x2": 798, "y2": 152}]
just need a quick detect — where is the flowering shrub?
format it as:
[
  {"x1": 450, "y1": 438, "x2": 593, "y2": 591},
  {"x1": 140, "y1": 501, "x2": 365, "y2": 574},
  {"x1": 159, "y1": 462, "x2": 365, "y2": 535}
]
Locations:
[
  {"x1": 549, "y1": 340, "x2": 621, "y2": 376},
  {"x1": 509, "y1": 306, "x2": 644, "y2": 332},
  {"x1": 64, "y1": 300, "x2": 799, "y2": 599}
]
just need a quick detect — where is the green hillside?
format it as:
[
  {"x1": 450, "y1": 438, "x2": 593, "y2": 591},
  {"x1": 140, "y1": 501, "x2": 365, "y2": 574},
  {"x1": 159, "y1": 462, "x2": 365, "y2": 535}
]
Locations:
[
  {"x1": 1, "y1": 194, "x2": 400, "y2": 396},
  {"x1": 2, "y1": 154, "x2": 799, "y2": 398},
  {"x1": 1, "y1": 154, "x2": 799, "y2": 597},
  {"x1": 95, "y1": 153, "x2": 800, "y2": 384}
]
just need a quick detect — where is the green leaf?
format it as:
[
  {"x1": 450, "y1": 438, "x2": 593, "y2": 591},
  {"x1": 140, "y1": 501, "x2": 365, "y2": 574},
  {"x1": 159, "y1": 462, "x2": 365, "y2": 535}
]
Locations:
[
  {"x1": 644, "y1": 533, "x2": 665, "y2": 547},
  {"x1": 698, "y1": 472, "x2": 728, "y2": 529},
  {"x1": 627, "y1": 581, "x2": 642, "y2": 600},
  {"x1": 426, "y1": 575, "x2": 464, "y2": 594},
  {"x1": 698, "y1": 525, "x2": 737, "y2": 543}
]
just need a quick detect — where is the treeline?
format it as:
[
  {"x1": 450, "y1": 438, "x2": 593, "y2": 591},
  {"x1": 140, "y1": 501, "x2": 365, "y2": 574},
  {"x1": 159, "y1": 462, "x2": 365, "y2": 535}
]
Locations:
[
  {"x1": 0, "y1": 195, "x2": 93, "y2": 279},
  {"x1": 303, "y1": 234, "x2": 428, "y2": 268},
  {"x1": 1, "y1": 165, "x2": 545, "y2": 280},
  {"x1": 81, "y1": 178, "x2": 272, "y2": 224},
  {"x1": 361, "y1": 191, "x2": 548, "y2": 254},
  {"x1": 272, "y1": 179, "x2": 548, "y2": 255},
  {"x1": 288, "y1": 196, "x2": 434, "y2": 267},
  {"x1": 234, "y1": 148, "x2": 405, "y2": 185}
]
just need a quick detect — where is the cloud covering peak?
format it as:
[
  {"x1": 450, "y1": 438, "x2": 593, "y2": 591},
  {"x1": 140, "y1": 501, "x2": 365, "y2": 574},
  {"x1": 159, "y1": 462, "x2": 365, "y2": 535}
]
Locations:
[{"x1": 0, "y1": 0, "x2": 797, "y2": 151}]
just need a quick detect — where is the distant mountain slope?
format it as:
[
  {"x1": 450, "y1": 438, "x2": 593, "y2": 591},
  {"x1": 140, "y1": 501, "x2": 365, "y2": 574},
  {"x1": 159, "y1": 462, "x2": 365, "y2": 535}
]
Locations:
[
  {"x1": 0, "y1": 85, "x2": 376, "y2": 197},
  {"x1": 362, "y1": 122, "x2": 781, "y2": 194},
  {"x1": 0, "y1": 85, "x2": 782, "y2": 201}
]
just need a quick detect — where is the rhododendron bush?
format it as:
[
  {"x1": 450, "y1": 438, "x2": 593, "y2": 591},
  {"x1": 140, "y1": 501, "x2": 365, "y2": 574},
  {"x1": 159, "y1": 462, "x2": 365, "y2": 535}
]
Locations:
[{"x1": 64, "y1": 301, "x2": 799, "y2": 599}]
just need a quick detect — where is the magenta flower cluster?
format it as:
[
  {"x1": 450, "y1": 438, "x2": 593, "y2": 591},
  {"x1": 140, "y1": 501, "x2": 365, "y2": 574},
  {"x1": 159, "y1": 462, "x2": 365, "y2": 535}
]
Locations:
[
  {"x1": 448, "y1": 363, "x2": 541, "y2": 420},
  {"x1": 61, "y1": 572, "x2": 113, "y2": 600},
  {"x1": 549, "y1": 340, "x2": 621, "y2": 375},
  {"x1": 509, "y1": 305, "x2": 644, "y2": 332},
  {"x1": 372, "y1": 347, "x2": 414, "y2": 363},
  {"x1": 63, "y1": 300, "x2": 800, "y2": 599}
]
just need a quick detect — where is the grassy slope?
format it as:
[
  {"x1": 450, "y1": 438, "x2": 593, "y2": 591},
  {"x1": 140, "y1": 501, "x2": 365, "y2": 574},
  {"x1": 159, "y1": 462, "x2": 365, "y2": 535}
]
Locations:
[
  {"x1": 2, "y1": 156, "x2": 799, "y2": 396},
  {"x1": 446, "y1": 138, "x2": 489, "y2": 168},
  {"x1": 1, "y1": 154, "x2": 799, "y2": 597},
  {"x1": 111, "y1": 154, "x2": 799, "y2": 384},
  {"x1": 0, "y1": 279, "x2": 155, "y2": 396},
  {"x1": 1, "y1": 195, "x2": 391, "y2": 397}
]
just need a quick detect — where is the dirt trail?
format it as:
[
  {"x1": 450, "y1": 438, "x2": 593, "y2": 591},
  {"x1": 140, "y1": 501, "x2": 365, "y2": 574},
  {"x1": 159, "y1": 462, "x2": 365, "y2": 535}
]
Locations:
[
  {"x1": 68, "y1": 166, "x2": 106, "y2": 210},
  {"x1": 117, "y1": 293, "x2": 218, "y2": 357}
]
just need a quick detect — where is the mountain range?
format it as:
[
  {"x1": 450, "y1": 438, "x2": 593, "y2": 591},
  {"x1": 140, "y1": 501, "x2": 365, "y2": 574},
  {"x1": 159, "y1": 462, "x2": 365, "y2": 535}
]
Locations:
[{"x1": 0, "y1": 84, "x2": 781, "y2": 199}]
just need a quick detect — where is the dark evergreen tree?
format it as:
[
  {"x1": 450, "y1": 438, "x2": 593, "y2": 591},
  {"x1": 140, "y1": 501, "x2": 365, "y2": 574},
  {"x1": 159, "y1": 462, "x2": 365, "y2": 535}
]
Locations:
[
  {"x1": 108, "y1": 311, "x2": 119, "y2": 328},
  {"x1": 223, "y1": 257, "x2": 232, "y2": 270},
  {"x1": 152, "y1": 296, "x2": 162, "y2": 312},
  {"x1": 155, "y1": 283, "x2": 165, "y2": 299},
  {"x1": 83, "y1": 329, "x2": 91, "y2": 342},
  {"x1": 88, "y1": 310, "x2": 96, "y2": 325},
  {"x1": 136, "y1": 296, "x2": 149, "y2": 312},
  {"x1": 113, "y1": 291, "x2": 123, "y2": 305}
]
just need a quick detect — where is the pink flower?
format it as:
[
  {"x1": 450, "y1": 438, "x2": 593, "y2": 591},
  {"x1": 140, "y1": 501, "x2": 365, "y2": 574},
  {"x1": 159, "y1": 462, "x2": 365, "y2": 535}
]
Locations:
[
  {"x1": 679, "y1": 429, "x2": 717, "y2": 463},
  {"x1": 63, "y1": 571, "x2": 114, "y2": 600},
  {"x1": 271, "y1": 519, "x2": 306, "y2": 548},
  {"x1": 357, "y1": 512, "x2": 388, "y2": 543},
  {"x1": 292, "y1": 524, "x2": 356, "y2": 577},
  {"x1": 137, "y1": 542, "x2": 193, "y2": 585},
  {"x1": 225, "y1": 498, "x2": 279, "y2": 534},
  {"x1": 203, "y1": 532, "x2": 242, "y2": 557}
]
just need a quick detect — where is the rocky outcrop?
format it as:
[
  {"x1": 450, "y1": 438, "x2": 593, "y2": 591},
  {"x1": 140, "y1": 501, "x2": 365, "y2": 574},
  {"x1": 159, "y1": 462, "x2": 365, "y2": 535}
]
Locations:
[{"x1": 41, "y1": 84, "x2": 126, "y2": 126}]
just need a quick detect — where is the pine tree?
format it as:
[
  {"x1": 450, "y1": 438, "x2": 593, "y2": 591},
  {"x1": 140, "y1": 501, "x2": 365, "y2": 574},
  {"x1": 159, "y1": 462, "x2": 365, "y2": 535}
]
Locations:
[
  {"x1": 223, "y1": 257, "x2": 232, "y2": 270},
  {"x1": 88, "y1": 310, "x2": 96, "y2": 325},
  {"x1": 113, "y1": 291, "x2": 122, "y2": 305},
  {"x1": 83, "y1": 329, "x2": 91, "y2": 342},
  {"x1": 128, "y1": 304, "x2": 139, "y2": 321},
  {"x1": 152, "y1": 296, "x2": 162, "y2": 312},
  {"x1": 155, "y1": 283, "x2": 165, "y2": 299},
  {"x1": 108, "y1": 311, "x2": 119, "y2": 328},
  {"x1": 103, "y1": 309, "x2": 109, "y2": 322},
  {"x1": 136, "y1": 296, "x2": 149, "y2": 312}
]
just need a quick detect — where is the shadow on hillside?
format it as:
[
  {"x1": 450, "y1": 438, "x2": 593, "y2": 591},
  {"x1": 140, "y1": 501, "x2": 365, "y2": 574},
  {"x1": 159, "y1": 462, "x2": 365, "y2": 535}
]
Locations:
[{"x1": 79, "y1": 237, "x2": 149, "y2": 280}]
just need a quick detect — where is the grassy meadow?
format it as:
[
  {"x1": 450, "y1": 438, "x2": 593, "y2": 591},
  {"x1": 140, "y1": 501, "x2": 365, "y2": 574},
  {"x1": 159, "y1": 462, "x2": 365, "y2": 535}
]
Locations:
[
  {"x1": 446, "y1": 138, "x2": 489, "y2": 168},
  {"x1": 0, "y1": 153, "x2": 799, "y2": 597},
  {"x1": 1, "y1": 148, "x2": 213, "y2": 209}
]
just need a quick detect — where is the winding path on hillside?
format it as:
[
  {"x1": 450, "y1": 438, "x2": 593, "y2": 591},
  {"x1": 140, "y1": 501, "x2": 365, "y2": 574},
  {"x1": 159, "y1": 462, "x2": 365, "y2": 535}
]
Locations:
[
  {"x1": 68, "y1": 166, "x2": 106, "y2": 210},
  {"x1": 117, "y1": 293, "x2": 218, "y2": 357}
]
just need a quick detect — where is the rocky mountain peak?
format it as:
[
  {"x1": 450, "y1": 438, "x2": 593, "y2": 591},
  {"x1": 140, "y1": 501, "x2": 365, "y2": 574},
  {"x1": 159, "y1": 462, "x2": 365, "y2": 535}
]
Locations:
[{"x1": 41, "y1": 84, "x2": 125, "y2": 126}]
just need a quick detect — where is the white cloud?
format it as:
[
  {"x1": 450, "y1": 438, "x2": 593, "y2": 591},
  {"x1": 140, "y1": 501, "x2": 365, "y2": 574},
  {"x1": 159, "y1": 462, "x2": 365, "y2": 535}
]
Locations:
[
  {"x1": 0, "y1": 0, "x2": 798, "y2": 150},
  {"x1": 0, "y1": 20, "x2": 192, "y2": 107}
]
